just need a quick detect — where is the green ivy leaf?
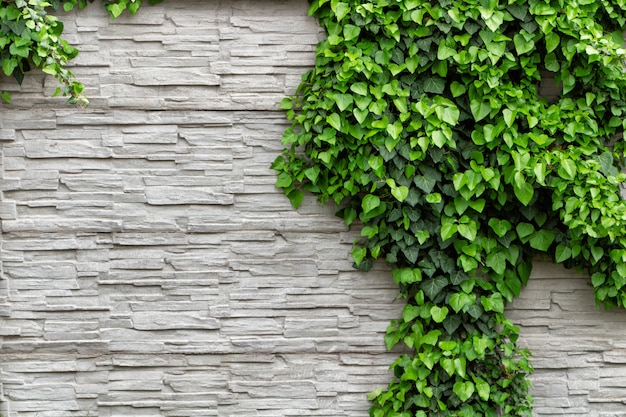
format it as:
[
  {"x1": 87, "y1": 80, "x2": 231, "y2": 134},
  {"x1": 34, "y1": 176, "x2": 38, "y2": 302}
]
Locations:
[
  {"x1": 545, "y1": 32, "x2": 560, "y2": 53},
  {"x1": 327, "y1": 113, "x2": 342, "y2": 131},
  {"x1": 424, "y1": 77, "x2": 446, "y2": 94},
  {"x1": 430, "y1": 305, "x2": 449, "y2": 323},
  {"x1": 514, "y1": 182, "x2": 534, "y2": 206},
  {"x1": 485, "y1": 251, "x2": 507, "y2": 275},
  {"x1": 474, "y1": 377, "x2": 490, "y2": 401},
  {"x1": 343, "y1": 24, "x2": 361, "y2": 41},
  {"x1": 488, "y1": 218, "x2": 512, "y2": 237},
  {"x1": 470, "y1": 99, "x2": 491, "y2": 121},
  {"x1": 453, "y1": 381, "x2": 475, "y2": 402},
  {"x1": 350, "y1": 82, "x2": 368, "y2": 96},
  {"x1": 287, "y1": 189, "x2": 304, "y2": 209},
  {"x1": 513, "y1": 33, "x2": 534, "y2": 55},
  {"x1": 481, "y1": 293, "x2": 504, "y2": 313},
  {"x1": 422, "y1": 277, "x2": 448, "y2": 300},
  {"x1": 441, "y1": 223, "x2": 457, "y2": 241},
  {"x1": 335, "y1": 93, "x2": 354, "y2": 111},
  {"x1": 392, "y1": 185, "x2": 409, "y2": 202},
  {"x1": 555, "y1": 244, "x2": 572, "y2": 263},
  {"x1": 529, "y1": 230, "x2": 555, "y2": 252},
  {"x1": 352, "y1": 247, "x2": 367, "y2": 266},
  {"x1": 443, "y1": 315, "x2": 462, "y2": 334},
  {"x1": 331, "y1": 1, "x2": 350, "y2": 21},
  {"x1": 362, "y1": 194, "x2": 381, "y2": 214}
]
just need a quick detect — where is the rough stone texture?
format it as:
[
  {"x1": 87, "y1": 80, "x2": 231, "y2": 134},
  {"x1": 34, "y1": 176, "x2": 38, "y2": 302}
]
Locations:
[{"x1": 1, "y1": 1, "x2": 626, "y2": 417}]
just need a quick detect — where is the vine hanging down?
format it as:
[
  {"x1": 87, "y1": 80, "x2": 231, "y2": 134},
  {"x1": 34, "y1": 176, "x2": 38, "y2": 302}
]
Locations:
[
  {"x1": 273, "y1": 0, "x2": 626, "y2": 415},
  {"x1": 0, "y1": 0, "x2": 161, "y2": 105}
]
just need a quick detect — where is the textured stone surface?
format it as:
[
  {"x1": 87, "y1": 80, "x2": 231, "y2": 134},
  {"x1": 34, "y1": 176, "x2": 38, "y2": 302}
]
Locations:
[{"x1": 1, "y1": 1, "x2": 626, "y2": 417}]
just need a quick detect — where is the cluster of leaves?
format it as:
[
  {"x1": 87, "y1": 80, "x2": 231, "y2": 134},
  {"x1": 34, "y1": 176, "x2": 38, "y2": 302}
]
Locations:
[
  {"x1": 274, "y1": 0, "x2": 626, "y2": 415},
  {"x1": 0, "y1": 0, "x2": 161, "y2": 105}
]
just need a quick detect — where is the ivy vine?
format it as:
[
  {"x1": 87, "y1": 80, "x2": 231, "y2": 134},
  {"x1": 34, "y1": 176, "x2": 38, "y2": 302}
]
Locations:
[
  {"x1": 273, "y1": 0, "x2": 626, "y2": 415},
  {"x1": 0, "y1": 0, "x2": 160, "y2": 105}
]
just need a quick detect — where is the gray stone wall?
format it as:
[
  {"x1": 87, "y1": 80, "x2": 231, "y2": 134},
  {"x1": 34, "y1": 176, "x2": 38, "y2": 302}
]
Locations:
[{"x1": 1, "y1": 2, "x2": 626, "y2": 416}]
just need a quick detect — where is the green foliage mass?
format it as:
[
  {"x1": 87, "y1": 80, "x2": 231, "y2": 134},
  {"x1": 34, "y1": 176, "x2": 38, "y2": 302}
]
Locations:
[
  {"x1": 0, "y1": 0, "x2": 161, "y2": 105},
  {"x1": 273, "y1": 0, "x2": 626, "y2": 415}
]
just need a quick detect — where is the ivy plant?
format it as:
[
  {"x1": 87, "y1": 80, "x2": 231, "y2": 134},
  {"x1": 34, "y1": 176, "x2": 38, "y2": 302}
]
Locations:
[
  {"x1": 0, "y1": 0, "x2": 161, "y2": 105},
  {"x1": 273, "y1": 0, "x2": 626, "y2": 415}
]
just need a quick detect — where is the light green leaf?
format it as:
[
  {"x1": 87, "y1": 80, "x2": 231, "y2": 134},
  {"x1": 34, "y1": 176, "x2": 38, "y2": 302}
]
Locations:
[
  {"x1": 432, "y1": 130, "x2": 447, "y2": 147},
  {"x1": 485, "y1": 251, "x2": 506, "y2": 275},
  {"x1": 350, "y1": 82, "x2": 368, "y2": 96},
  {"x1": 367, "y1": 387, "x2": 383, "y2": 402},
  {"x1": 481, "y1": 293, "x2": 504, "y2": 313},
  {"x1": 352, "y1": 247, "x2": 367, "y2": 265},
  {"x1": 362, "y1": 194, "x2": 380, "y2": 214},
  {"x1": 475, "y1": 377, "x2": 490, "y2": 401},
  {"x1": 454, "y1": 357, "x2": 467, "y2": 378},
  {"x1": 386, "y1": 121, "x2": 403, "y2": 139},
  {"x1": 457, "y1": 223, "x2": 477, "y2": 241},
  {"x1": 545, "y1": 32, "x2": 560, "y2": 53},
  {"x1": 2, "y1": 58, "x2": 18, "y2": 77},
  {"x1": 449, "y1": 292, "x2": 473, "y2": 313},
  {"x1": 107, "y1": 3, "x2": 125, "y2": 18},
  {"x1": 516, "y1": 222, "x2": 535, "y2": 239},
  {"x1": 513, "y1": 33, "x2": 534, "y2": 55},
  {"x1": 441, "y1": 358, "x2": 455, "y2": 376},
  {"x1": 558, "y1": 159, "x2": 577, "y2": 180},
  {"x1": 421, "y1": 329, "x2": 441, "y2": 346},
  {"x1": 529, "y1": 229, "x2": 555, "y2": 252},
  {"x1": 470, "y1": 99, "x2": 491, "y2": 121},
  {"x1": 441, "y1": 223, "x2": 457, "y2": 240},
  {"x1": 327, "y1": 113, "x2": 342, "y2": 131},
  {"x1": 430, "y1": 305, "x2": 449, "y2": 323},
  {"x1": 503, "y1": 108, "x2": 515, "y2": 127},
  {"x1": 450, "y1": 81, "x2": 466, "y2": 97},
  {"x1": 555, "y1": 244, "x2": 572, "y2": 263},
  {"x1": 453, "y1": 381, "x2": 475, "y2": 402},
  {"x1": 488, "y1": 218, "x2": 512, "y2": 237},
  {"x1": 426, "y1": 193, "x2": 442, "y2": 203},
  {"x1": 353, "y1": 108, "x2": 368, "y2": 124},
  {"x1": 275, "y1": 172, "x2": 293, "y2": 188},
  {"x1": 436, "y1": 104, "x2": 460, "y2": 125},
  {"x1": 393, "y1": 268, "x2": 422, "y2": 284},
  {"x1": 514, "y1": 182, "x2": 534, "y2": 205},
  {"x1": 545, "y1": 52, "x2": 560, "y2": 72},
  {"x1": 343, "y1": 24, "x2": 361, "y2": 41},
  {"x1": 335, "y1": 93, "x2": 353, "y2": 111},
  {"x1": 392, "y1": 185, "x2": 409, "y2": 202},
  {"x1": 331, "y1": 1, "x2": 350, "y2": 21}
]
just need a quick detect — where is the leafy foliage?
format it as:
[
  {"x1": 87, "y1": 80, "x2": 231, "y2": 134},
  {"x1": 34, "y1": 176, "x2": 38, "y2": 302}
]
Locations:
[
  {"x1": 274, "y1": 0, "x2": 626, "y2": 415},
  {"x1": 0, "y1": 0, "x2": 162, "y2": 105}
]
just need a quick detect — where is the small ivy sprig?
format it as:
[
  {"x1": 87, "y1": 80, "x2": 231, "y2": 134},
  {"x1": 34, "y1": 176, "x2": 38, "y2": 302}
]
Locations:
[{"x1": 0, "y1": 0, "x2": 163, "y2": 105}]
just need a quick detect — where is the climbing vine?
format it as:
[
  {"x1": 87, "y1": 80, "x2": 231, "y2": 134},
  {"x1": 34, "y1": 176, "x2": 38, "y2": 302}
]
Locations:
[
  {"x1": 0, "y1": 0, "x2": 160, "y2": 105},
  {"x1": 273, "y1": 0, "x2": 626, "y2": 415}
]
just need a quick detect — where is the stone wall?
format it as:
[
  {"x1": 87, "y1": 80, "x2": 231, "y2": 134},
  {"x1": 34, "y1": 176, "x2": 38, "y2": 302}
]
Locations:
[{"x1": 1, "y1": 2, "x2": 626, "y2": 416}]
